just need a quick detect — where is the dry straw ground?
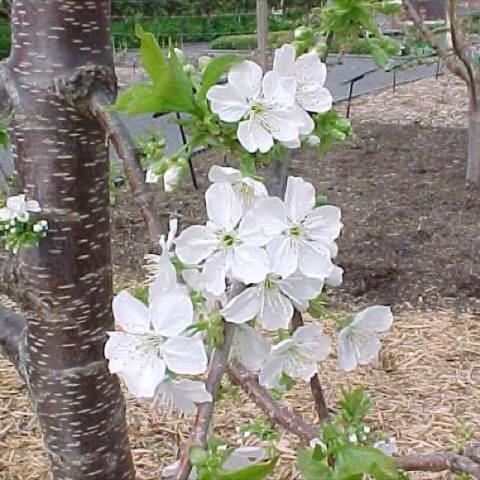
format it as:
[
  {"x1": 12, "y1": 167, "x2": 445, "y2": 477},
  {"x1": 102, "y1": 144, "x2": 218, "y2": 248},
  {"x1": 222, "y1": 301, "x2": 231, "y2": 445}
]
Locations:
[{"x1": 1, "y1": 73, "x2": 479, "y2": 479}]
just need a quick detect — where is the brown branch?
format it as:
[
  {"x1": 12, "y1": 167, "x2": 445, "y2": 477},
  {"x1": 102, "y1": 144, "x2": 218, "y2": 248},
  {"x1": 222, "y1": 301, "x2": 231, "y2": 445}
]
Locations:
[
  {"x1": 396, "y1": 450, "x2": 480, "y2": 478},
  {"x1": 448, "y1": 0, "x2": 477, "y2": 107},
  {"x1": 0, "y1": 304, "x2": 26, "y2": 369},
  {"x1": 90, "y1": 89, "x2": 164, "y2": 250},
  {"x1": 228, "y1": 362, "x2": 318, "y2": 443},
  {"x1": 292, "y1": 310, "x2": 329, "y2": 422},
  {"x1": 402, "y1": 0, "x2": 469, "y2": 84},
  {"x1": 174, "y1": 321, "x2": 237, "y2": 480}
]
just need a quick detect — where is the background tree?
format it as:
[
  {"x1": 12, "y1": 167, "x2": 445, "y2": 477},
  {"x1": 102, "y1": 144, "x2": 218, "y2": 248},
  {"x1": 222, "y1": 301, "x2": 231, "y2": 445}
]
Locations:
[
  {"x1": 0, "y1": 1, "x2": 135, "y2": 478},
  {"x1": 403, "y1": 0, "x2": 480, "y2": 186}
]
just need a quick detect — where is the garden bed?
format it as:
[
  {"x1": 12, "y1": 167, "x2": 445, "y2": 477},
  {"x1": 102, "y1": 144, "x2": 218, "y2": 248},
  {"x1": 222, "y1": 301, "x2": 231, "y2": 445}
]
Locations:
[{"x1": 1, "y1": 73, "x2": 479, "y2": 479}]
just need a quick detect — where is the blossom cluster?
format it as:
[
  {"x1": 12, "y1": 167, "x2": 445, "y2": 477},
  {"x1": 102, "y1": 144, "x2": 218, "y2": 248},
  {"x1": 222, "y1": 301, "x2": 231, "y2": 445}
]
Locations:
[
  {"x1": 0, "y1": 194, "x2": 48, "y2": 255},
  {"x1": 105, "y1": 165, "x2": 393, "y2": 414},
  {"x1": 207, "y1": 44, "x2": 332, "y2": 154}
]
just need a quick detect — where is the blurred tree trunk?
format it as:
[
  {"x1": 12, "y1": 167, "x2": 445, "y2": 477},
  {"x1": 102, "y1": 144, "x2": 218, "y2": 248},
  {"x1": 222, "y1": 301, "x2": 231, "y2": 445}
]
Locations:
[
  {"x1": 467, "y1": 93, "x2": 480, "y2": 186},
  {"x1": 2, "y1": 0, "x2": 135, "y2": 478}
]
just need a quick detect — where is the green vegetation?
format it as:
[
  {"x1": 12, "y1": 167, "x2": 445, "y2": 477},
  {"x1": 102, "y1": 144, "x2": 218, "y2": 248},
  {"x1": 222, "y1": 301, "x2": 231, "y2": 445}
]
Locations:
[
  {"x1": 210, "y1": 31, "x2": 293, "y2": 50},
  {"x1": 0, "y1": 22, "x2": 10, "y2": 58}
]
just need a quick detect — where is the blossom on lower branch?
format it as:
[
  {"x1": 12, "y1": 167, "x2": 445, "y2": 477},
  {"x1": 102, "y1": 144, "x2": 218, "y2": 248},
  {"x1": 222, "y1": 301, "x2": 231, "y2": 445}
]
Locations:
[
  {"x1": 259, "y1": 324, "x2": 331, "y2": 389},
  {"x1": 105, "y1": 289, "x2": 208, "y2": 399},
  {"x1": 337, "y1": 306, "x2": 394, "y2": 372}
]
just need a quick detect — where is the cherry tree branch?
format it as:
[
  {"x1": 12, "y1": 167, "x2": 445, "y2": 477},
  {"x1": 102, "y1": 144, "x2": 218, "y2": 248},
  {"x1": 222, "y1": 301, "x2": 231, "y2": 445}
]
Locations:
[
  {"x1": 228, "y1": 363, "x2": 318, "y2": 443},
  {"x1": 174, "y1": 322, "x2": 237, "y2": 480},
  {"x1": 90, "y1": 90, "x2": 164, "y2": 249},
  {"x1": 402, "y1": 0, "x2": 469, "y2": 84},
  {"x1": 292, "y1": 310, "x2": 329, "y2": 422},
  {"x1": 447, "y1": 0, "x2": 477, "y2": 107}
]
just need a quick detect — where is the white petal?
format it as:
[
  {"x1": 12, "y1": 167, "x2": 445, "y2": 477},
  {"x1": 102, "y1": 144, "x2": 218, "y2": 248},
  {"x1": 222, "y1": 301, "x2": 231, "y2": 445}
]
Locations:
[
  {"x1": 304, "y1": 205, "x2": 342, "y2": 243},
  {"x1": 237, "y1": 119, "x2": 274, "y2": 154},
  {"x1": 25, "y1": 199, "x2": 41, "y2": 212},
  {"x1": 164, "y1": 165, "x2": 183, "y2": 192},
  {"x1": 163, "y1": 335, "x2": 208, "y2": 375},
  {"x1": 222, "y1": 446, "x2": 267, "y2": 471},
  {"x1": 122, "y1": 354, "x2": 166, "y2": 398},
  {"x1": 228, "y1": 60, "x2": 263, "y2": 99},
  {"x1": 146, "y1": 253, "x2": 177, "y2": 296},
  {"x1": 273, "y1": 44, "x2": 296, "y2": 78},
  {"x1": 206, "y1": 182, "x2": 243, "y2": 230},
  {"x1": 202, "y1": 251, "x2": 228, "y2": 296},
  {"x1": 263, "y1": 71, "x2": 296, "y2": 106},
  {"x1": 298, "y1": 85, "x2": 333, "y2": 113},
  {"x1": 296, "y1": 52, "x2": 327, "y2": 86},
  {"x1": 279, "y1": 273, "x2": 324, "y2": 308},
  {"x1": 326, "y1": 265, "x2": 343, "y2": 287},
  {"x1": 284, "y1": 356, "x2": 318, "y2": 382},
  {"x1": 338, "y1": 328, "x2": 358, "y2": 372},
  {"x1": 6, "y1": 195, "x2": 26, "y2": 212},
  {"x1": 356, "y1": 335, "x2": 382, "y2": 365},
  {"x1": 207, "y1": 84, "x2": 249, "y2": 122},
  {"x1": 208, "y1": 165, "x2": 242, "y2": 184},
  {"x1": 293, "y1": 324, "x2": 331, "y2": 362},
  {"x1": 262, "y1": 109, "x2": 300, "y2": 143},
  {"x1": 259, "y1": 356, "x2": 285, "y2": 389},
  {"x1": 221, "y1": 286, "x2": 262, "y2": 324},
  {"x1": 230, "y1": 244, "x2": 269, "y2": 284},
  {"x1": 259, "y1": 287, "x2": 293, "y2": 331},
  {"x1": 112, "y1": 290, "x2": 150, "y2": 334},
  {"x1": 230, "y1": 324, "x2": 271, "y2": 371},
  {"x1": 297, "y1": 240, "x2": 333, "y2": 279},
  {"x1": 239, "y1": 197, "x2": 288, "y2": 245},
  {"x1": 284, "y1": 176, "x2": 316, "y2": 223},
  {"x1": 104, "y1": 331, "x2": 143, "y2": 374},
  {"x1": 354, "y1": 306, "x2": 393, "y2": 332},
  {"x1": 0, "y1": 207, "x2": 12, "y2": 221},
  {"x1": 146, "y1": 167, "x2": 159, "y2": 184},
  {"x1": 296, "y1": 106, "x2": 315, "y2": 135},
  {"x1": 267, "y1": 235, "x2": 298, "y2": 278},
  {"x1": 157, "y1": 378, "x2": 212, "y2": 415},
  {"x1": 175, "y1": 225, "x2": 218, "y2": 265},
  {"x1": 150, "y1": 286, "x2": 194, "y2": 337}
]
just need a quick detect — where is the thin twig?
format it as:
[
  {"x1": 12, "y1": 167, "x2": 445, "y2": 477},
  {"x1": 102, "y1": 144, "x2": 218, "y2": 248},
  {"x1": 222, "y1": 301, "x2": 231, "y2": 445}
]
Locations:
[
  {"x1": 447, "y1": 0, "x2": 477, "y2": 107},
  {"x1": 174, "y1": 322, "x2": 237, "y2": 480},
  {"x1": 90, "y1": 89, "x2": 164, "y2": 250},
  {"x1": 228, "y1": 363, "x2": 318, "y2": 443},
  {"x1": 292, "y1": 310, "x2": 329, "y2": 422},
  {"x1": 402, "y1": 0, "x2": 469, "y2": 84}
]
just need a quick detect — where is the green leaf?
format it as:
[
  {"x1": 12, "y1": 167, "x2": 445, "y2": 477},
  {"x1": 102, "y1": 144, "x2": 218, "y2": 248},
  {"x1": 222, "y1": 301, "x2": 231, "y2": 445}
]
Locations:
[
  {"x1": 112, "y1": 83, "x2": 163, "y2": 115},
  {"x1": 371, "y1": 46, "x2": 390, "y2": 68},
  {"x1": 0, "y1": 124, "x2": 8, "y2": 147},
  {"x1": 135, "y1": 24, "x2": 166, "y2": 84},
  {"x1": 297, "y1": 448, "x2": 332, "y2": 480},
  {"x1": 198, "y1": 54, "x2": 243, "y2": 100},
  {"x1": 339, "y1": 388, "x2": 372, "y2": 423},
  {"x1": 217, "y1": 457, "x2": 278, "y2": 480},
  {"x1": 335, "y1": 445, "x2": 401, "y2": 480},
  {"x1": 189, "y1": 446, "x2": 209, "y2": 467}
]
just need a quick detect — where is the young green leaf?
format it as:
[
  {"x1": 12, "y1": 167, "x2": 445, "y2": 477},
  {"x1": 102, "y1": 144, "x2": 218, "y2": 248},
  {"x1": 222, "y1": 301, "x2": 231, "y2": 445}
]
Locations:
[
  {"x1": 135, "y1": 24, "x2": 166, "y2": 84},
  {"x1": 297, "y1": 448, "x2": 332, "y2": 480}
]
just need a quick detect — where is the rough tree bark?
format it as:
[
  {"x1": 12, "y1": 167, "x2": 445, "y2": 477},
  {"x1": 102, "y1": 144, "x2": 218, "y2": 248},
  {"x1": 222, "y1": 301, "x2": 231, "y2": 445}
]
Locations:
[{"x1": 0, "y1": 1, "x2": 135, "y2": 479}]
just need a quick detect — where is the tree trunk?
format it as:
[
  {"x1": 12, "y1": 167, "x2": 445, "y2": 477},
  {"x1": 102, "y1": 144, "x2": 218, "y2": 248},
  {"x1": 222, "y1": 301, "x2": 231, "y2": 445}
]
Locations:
[
  {"x1": 467, "y1": 97, "x2": 480, "y2": 186},
  {"x1": 5, "y1": 1, "x2": 135, "y2": 478},
  {"x1": 257, "y1": 0, "x2": 269, "y2": 69}
]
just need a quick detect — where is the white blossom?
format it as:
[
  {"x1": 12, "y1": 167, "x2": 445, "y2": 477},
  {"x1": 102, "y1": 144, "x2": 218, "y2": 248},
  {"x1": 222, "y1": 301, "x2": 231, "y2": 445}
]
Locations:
[
  {"x1": 230, "y1": 324, "x2": 271, "y2": 370},
  {"x1": 374, "y1": 438, "x2": 398, "y2": 457},
  {"x1": 206, "y1": 60, "x2": 312, "y2": 153},
  {"x1": 175, "y1": 182, "x2": 270, "y2": 295},
  {"x1": 162, "y1": 447, "x2": 267, "y2": 479},
  {"x1": 337, "y1": 306, "x2": 393, "y2": 372},
  {"x1": 208, "y1": 165, "x2": 267, "y2": 213},
  {"x1": 155, "y1": 378, "x2": 212, "y2": 415},
  {"x1": 105, "y1": 290, "x2": 207, "y2": 398},
  {"x1": 144, "y1": 218, "x2": 178, "y2": 286},
  {"x1": 243, "y1": 176, "x2": 342, "y2": 279},
  {"x1": 274, "y1": 44, "x2": 333, "y2": 114},
  {"x1": 164, "y1": 164, "x2": 183, "y2": 192},
  {"x1": 0, "y1": 194, "x2": 41, "y2": 223},
  {"x1": 222, "y1": 271, "x2": 324, "y2": 330},
  {"x1": 259, "y1": 324, "x2": 331, "y2": 389},
  {"x1": 146, "y1": 166, "x2": 159, "y2": 184}
]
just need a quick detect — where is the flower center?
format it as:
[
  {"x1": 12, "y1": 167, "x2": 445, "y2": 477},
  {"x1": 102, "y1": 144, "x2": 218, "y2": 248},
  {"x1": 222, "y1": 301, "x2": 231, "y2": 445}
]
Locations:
[
  {"x1": 290, "y1": 225, "x2": 302, "y2": 237},
  {"x1": 251, "y1": 103, "x2": 264, "y2": 115},
  {"x1": 221, "y1": 232, "x2": 237, "y2": 248}
]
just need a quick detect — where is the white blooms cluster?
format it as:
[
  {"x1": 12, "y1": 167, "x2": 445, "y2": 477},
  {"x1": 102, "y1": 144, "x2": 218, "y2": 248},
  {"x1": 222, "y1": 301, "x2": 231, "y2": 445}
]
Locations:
[
  {"x1": 105, "y1": 163, "x2": 393, "y2": 414},
  {"x1": 0, "y1": 194, "x2": 41, "y2": 223},
  {"x1": 206, "y1": 44, "x2": 332, "y2": 153},
  {"x1": 106, "y1": 47, "x2": 393, "y2": 416}
]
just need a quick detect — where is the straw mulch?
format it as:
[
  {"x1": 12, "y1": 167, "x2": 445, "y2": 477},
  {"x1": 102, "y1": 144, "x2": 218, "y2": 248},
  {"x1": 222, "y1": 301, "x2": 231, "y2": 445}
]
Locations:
[{"x1": 1, "y1": 73, "x2": 480, "y2": 479}]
